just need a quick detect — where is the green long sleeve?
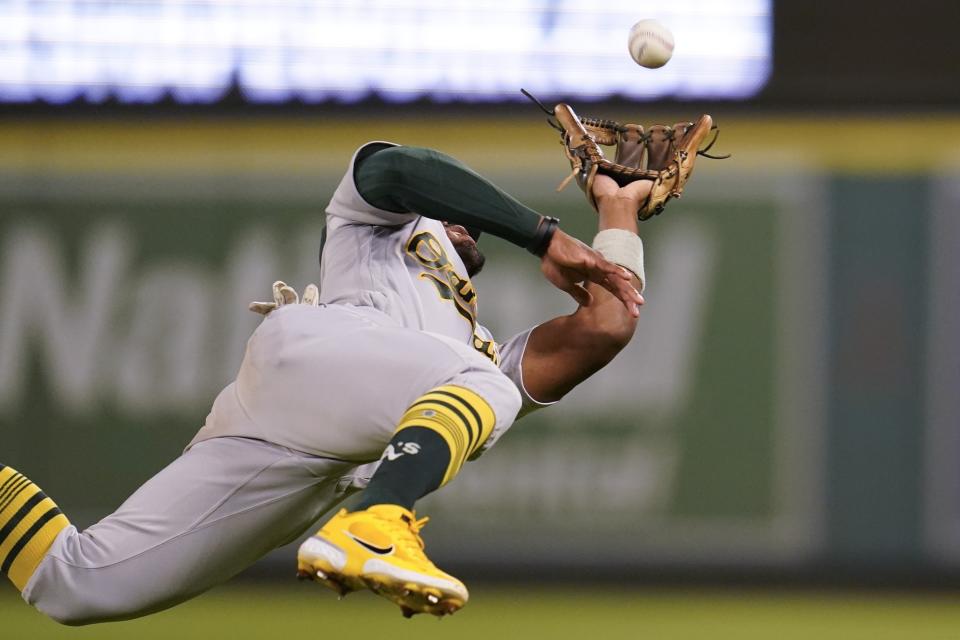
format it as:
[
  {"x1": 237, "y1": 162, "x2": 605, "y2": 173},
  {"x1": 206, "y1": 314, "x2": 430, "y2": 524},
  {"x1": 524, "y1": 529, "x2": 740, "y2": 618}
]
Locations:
[{"x1": 355, "y1": 145, "x2": 553, "y2": 252}]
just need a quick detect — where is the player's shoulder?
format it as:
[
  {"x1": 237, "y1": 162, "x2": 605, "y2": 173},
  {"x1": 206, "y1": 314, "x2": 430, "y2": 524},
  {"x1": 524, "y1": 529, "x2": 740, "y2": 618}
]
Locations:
[
  {"x1": 352, "y1": 140, "x2": 401, "y2": 165},
  {"x1": 325, "y1": 140, "x2": 413, "y2": 227}
]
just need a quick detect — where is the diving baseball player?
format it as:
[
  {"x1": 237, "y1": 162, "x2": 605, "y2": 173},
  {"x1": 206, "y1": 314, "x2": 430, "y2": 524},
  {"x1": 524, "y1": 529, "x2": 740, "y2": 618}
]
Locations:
[{"x1": 1, "y1": 111, "x2": 714, "y2": 623}]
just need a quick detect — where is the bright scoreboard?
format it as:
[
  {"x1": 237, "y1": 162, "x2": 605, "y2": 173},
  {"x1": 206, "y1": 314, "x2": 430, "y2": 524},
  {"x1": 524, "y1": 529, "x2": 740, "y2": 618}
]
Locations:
[{"x1": 0, "y1": 0, "x2": 771, "y2": 103}]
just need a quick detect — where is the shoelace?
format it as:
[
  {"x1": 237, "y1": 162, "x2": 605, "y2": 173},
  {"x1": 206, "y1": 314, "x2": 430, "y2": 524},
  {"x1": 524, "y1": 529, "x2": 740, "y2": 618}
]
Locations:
[{"x1": 379, "y1": 512, "x2": 432, "y2": 560}]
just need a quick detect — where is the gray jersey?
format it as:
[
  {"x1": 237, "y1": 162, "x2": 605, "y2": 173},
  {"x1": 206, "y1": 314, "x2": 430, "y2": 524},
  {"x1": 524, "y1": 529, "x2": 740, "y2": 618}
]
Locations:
[{"x1": 321, "y1": 141, "x2": 499, "y2": 364}]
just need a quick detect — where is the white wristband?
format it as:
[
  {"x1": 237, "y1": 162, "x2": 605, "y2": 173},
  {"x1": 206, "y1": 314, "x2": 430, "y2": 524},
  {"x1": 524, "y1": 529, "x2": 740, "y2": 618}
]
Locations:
[{"x1": 592, "y1": 229, "x2": 645, "y2": 292}]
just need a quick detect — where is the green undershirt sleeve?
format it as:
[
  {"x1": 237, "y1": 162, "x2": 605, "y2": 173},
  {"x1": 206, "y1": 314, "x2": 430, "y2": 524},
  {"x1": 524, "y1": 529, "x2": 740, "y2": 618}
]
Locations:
[{"x1": 354, "y1": 145, "x2": 555, "y2": 253}]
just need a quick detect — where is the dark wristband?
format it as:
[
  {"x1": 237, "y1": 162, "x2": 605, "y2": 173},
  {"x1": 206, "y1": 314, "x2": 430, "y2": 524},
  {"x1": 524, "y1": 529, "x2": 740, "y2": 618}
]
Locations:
[{"x1": 526, "y1": 216, "x2": 559, "y2": 256}]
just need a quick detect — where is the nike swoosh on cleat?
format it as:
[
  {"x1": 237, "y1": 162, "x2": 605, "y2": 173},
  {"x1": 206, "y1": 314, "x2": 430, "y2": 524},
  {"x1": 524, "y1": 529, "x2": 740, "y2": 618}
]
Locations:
[{"x1": 347, "y1": 534, "x2": 394, "y2": 555}]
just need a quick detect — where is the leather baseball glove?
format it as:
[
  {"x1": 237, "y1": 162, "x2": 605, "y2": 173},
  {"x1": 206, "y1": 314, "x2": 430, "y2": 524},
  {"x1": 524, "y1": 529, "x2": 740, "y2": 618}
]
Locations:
[{"x1": 523, "y1": 90, "x2": 727, "y2": 220}]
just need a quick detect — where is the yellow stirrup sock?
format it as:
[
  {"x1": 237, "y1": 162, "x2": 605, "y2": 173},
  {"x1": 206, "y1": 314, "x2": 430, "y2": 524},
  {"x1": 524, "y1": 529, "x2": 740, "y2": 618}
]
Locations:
[
  {"x1": 399, "y1": 385, "x2": 496, "y2": 486},
  {"x1": 0, "y1": 465, "x2": 70, "y2": 591},
  {"x1": 355, "y1": 385, "x2": 497, "y2": 510}
]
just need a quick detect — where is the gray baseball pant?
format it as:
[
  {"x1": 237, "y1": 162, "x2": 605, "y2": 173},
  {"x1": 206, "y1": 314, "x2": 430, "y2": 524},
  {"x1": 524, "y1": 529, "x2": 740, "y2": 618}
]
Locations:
[{"x1": 20, "y1": 306, "x2": 522, "y2": 625}]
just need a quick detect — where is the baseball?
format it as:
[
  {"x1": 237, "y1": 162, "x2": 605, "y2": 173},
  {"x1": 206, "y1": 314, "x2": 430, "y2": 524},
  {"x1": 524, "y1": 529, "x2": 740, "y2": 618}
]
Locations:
[{"x1": 628, "y1": 19, "x2": 674, "y2": 69}]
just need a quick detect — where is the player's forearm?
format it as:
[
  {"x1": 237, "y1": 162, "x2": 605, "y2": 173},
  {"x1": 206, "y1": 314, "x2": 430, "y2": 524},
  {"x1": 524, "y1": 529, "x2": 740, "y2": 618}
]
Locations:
[
  {"x1": 355, "y1": 145, "x2": 556, "y2": 254},
  {"x1": 596, "y1": 194, "x2": 640, "y2": 234},
  {"x1": 522, "y1": 296, "x2": 638, "y2": 402},
  {"x1": 520, "y1": 182, "x2": 645, "y2": 403}
]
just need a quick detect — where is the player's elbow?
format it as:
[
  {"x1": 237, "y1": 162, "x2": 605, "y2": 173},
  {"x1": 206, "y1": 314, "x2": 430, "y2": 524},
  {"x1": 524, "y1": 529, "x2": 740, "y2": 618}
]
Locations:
[
  {"x1": 575, "y1": 306, "x2": 638, "y2": 355},
  {"x1": 599, "y1": 313, "x2": 639, "y2": 352}
]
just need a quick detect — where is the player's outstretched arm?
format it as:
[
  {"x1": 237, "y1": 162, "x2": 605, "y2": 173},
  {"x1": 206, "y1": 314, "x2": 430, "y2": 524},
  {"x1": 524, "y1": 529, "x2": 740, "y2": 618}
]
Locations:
[
  {"x1": 356, "y1": 145, "x2": 554, "y2": 253},
  {"x1": 355, "y1": 144, "x2": 642, "y2": 314},
  {"x1": 520, "y1": 176, "x2": 649, "y2": 404}
]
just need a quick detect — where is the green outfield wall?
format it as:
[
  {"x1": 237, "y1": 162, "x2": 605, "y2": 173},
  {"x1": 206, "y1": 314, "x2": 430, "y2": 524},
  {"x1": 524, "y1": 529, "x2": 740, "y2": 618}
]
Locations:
[{"x1": 0, "y1": 117, "x2": 957, "y2": 577}]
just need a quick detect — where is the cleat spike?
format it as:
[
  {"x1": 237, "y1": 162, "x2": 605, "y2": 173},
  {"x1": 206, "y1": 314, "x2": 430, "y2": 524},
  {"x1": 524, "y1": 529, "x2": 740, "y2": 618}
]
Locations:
[
  {"x1": 426, "y1": 594, "x2": 439, "y2": 604},
  {"x1": 316, "y1": 569, "x2": 327, "y2": 580},
  {"x1": 401, "y1": 606, "x2": 415, "y2": 619},
  {"x1": 330, "y1": 580, "x2": 348, "y2": 597}
]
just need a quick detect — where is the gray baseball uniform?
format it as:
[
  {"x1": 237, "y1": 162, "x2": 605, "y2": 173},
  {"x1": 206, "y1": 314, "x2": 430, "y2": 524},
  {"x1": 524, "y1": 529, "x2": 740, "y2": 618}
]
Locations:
[{"x1": 22, "y1": 141, "x2": 543, "y2": 625}]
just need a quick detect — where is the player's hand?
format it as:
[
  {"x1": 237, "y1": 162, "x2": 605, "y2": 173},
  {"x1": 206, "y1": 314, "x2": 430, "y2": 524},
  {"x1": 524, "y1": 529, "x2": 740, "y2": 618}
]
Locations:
[
  {"x1": 590, "y1": 174, "x2": 654, "y2": 210},
  {"x1": 540, "y1": 229, "x2": 643, "y2": 316},
  {"x1": 249, "y1": 281, "x2": 319, "y2": 315}
]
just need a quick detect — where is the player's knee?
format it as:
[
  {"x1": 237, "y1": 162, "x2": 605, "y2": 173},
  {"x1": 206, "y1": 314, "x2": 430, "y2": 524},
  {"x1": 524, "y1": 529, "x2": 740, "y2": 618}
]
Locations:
[
  {"x1": 479, "y1": 371, "x2": 523, "y2": 445},
  {"x1": 39, "y1": 604, "x2": 101, "y2": 627},
  {"x1": 41, "y1": 600, "x2": 158, "y2": 627},
  {"x1": 52, "y1": 615, "x2": 91, "y2": 627},
  {"x1": 495, "y1": 375, "x2": 523, "y2": 428},
  {"x1": 33, "y1": 589, "x2": 152, "y2": 626},
  {"x1": 452, "y1": 369, "x2": 521, "y2": 442}
]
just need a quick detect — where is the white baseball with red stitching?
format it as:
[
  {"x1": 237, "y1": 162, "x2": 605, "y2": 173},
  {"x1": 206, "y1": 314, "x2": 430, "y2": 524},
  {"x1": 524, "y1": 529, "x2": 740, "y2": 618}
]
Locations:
[{"x1": 628, "y1": 19, "x2": 674, "y2": 69}]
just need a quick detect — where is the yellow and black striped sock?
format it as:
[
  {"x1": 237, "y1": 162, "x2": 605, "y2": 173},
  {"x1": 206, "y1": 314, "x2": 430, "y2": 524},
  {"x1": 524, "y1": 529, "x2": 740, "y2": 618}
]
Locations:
[
  {"x1": 355, "y1": 385, "x2": 496, "y2": 510},
  {"x1": 0, "y1": 465, "x2": 70, "y2": 592}
]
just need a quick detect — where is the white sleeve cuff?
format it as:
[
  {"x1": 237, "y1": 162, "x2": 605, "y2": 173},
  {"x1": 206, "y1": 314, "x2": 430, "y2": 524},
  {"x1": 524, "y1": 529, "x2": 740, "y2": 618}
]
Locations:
[{"x1": 592, "y1": 228, "x2": 645, "y2": 292}]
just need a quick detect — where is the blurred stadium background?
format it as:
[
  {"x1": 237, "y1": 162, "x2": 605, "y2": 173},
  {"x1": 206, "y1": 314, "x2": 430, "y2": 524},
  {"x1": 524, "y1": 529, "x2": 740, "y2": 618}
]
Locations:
[{"x1": 2, "y1": 1, "x2": 959, "y2": 637}]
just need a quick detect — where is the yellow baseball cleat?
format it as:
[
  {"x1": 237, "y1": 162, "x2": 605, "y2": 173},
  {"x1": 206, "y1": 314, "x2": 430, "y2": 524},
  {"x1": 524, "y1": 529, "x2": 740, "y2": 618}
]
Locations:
[{"x1": 297, "y1": 505, "x2": 468, "y2": 618}]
